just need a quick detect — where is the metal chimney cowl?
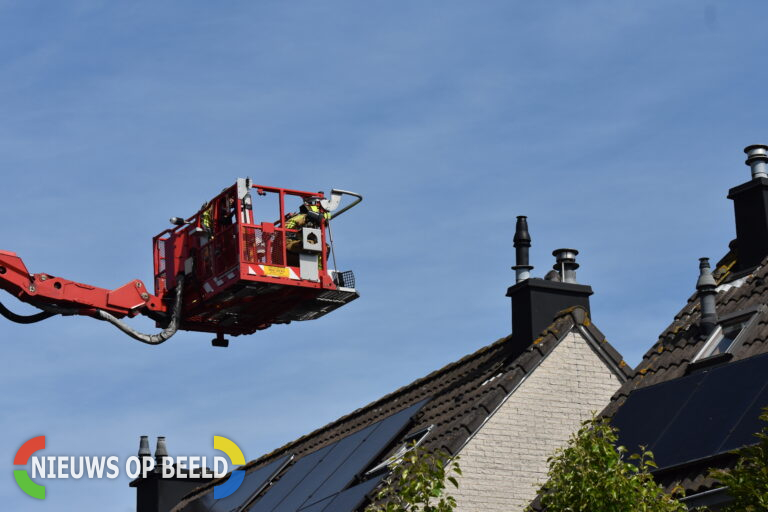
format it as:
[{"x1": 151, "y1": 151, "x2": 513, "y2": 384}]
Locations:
[
  {"x1": 745, "y1": 144, "x2": 768, "y2": 179},
  {"x1": 552, "y1": 248, "x2": 579, "y2": 284},
  {"x1": 154, "y1": 436, "x2": 169, "y2": 470},
  {"x1": 138, "y1": 435, "x2": 151, "y2": 459}
]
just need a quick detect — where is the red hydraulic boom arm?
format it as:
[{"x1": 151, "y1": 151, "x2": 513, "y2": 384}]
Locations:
[{"x1": 0, "y1": 250, "x2": 162, "y2": 319}]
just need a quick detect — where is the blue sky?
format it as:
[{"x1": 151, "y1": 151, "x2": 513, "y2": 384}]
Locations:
[{"x1": 1, "y1": 1, "x2": 766, "y2": 509}]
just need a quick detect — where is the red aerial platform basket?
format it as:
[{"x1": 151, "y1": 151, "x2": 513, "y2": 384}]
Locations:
[{"x1": 0, "y1": 178, "x2": 361, "y2": 347}]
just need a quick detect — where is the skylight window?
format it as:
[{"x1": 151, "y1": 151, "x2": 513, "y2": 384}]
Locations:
[{"x1": 695, "y1": 315, "x2": 753, "y2": 361}]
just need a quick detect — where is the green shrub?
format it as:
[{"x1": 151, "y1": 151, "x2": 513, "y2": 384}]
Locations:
[
  {"x1": 711, "y1": 408, "x2": 768, "y2": 512},
  {"x1": 366, "y1": 442, "x2": 461, "y2": 512},
  {"x1": 532, "y1": 416, "x2": 686, "y2": 512}
]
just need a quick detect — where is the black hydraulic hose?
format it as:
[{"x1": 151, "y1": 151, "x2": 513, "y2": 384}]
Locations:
[
  {"x1": 95, "y1": 275, "x2": 185, "y2": 346},
  {"x1": 0, "y1": 300, "x2": 56, "y2": 324}
]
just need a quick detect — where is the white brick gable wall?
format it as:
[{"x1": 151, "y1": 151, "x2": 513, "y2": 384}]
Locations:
[{"x1": 451, "y1": 330, "x2": 622, "y2": 511}]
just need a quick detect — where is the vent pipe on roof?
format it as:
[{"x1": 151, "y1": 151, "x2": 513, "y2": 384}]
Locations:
[
  {"x1": 552, "y1": 249, "x2": 579, "y2": 284},
  {"x1": 697, "y1": 257, "x2": 718, "y2": 336},
  {"x1": 745, "y1": 145, "x2": 768, "y2": 179},
  {"x1": 138, "y1": 436, "x2": 151, "y2": 463},
  {"x1": 512, "y1": 216, "x2": 533, "y2": 283},
  {"x1": 155, "y1": 437, "x2": 169, "y2": 471}
]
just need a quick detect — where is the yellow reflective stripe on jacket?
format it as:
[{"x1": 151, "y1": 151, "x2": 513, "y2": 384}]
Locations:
[
  {"x1": 285, "y1": 214, "x2": 306, "y2": 230},
  {"x1": 201, "y1": 208, "x2": 213, "y2": 230}
]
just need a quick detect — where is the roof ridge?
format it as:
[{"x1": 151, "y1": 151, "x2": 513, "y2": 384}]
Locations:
[
  {"x1": 237, "y1": 332, "x2": 517, "y2": 467},
  {"x1": 247, "y1": 305, "x2": 611, "y2": 465}
]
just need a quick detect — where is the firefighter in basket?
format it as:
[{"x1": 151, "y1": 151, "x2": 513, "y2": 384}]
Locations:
[{"x1": 285, "y1": 198, "x2": 329, "y2": 267}]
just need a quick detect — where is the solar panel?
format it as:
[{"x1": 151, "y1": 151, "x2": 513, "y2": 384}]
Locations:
[
  {"x1": 614, "y1": 352, "x2": 768, "y2": 470},
  {"x1": 318, "y1": 475, "x2": 384, "y2": 512},
  {"x1": 611, "y1": 371, "x2": 706, "y2": 455},
  {"x1": 294, "y1": 495, "x2": 334, "y2": 512},
  {"x1": 718, "y1": 367, "x2": 768, "y2": 453},
  {"x1": 248, "y1": 398, "x2": 429, "y2": 512},
  {"x1": 270, "y1": 424, "x2": 376, "y2": 512},
  {"x1": 248, "y1": 444, "x2": 335, "y2": 511},
  {"x1": 181, "y1": 455, "x2": 292, "y2": 512},
  {"x1": 296, "y1": 475, "x2": 384, "y2": 512},
  {"x1": 233, "y1": 456, "x2": 296, "y2": 512},
  {"x1": 300, "y1": 400, "x2": 428, "y2": 507},
  {"x1": 651, "y1": 356, "x2": 767, "y2": 468}
]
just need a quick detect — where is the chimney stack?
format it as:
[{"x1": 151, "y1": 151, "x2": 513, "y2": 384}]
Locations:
[
  {"x1": 131, "y1": 436, "x2": 214, "y2": 512},
  {"x1": 697, "y1": 257, "x2": 718, "y2": 336},
  {"x1": 728, "y1": 144, "x2": 768, "y2": 272},
  {"x1": 512, "y1": 216, "x2": 533, "y2": 283},
  {"x1": 506, "y1": 220, "x2": 592, "y2": 352}
]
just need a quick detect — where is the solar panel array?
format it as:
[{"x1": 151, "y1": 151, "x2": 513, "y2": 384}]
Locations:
[
  {"x1": 182, "y1": 455, "x2": 293, "y2": 512},
  {"x1": 182, "y1": 399, "x2": 429, "y2": 512},
  {"x1": 612, "y1": 352, "x2": 768, "y2": 470},
  {"x1": 298, "y1": 476, "x2": 384, "y2": 512},
  {"x1": 253, "y1": 400, "x2": 427, "y2": 512}
]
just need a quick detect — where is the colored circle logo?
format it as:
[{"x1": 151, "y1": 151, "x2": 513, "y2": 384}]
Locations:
[
  {"x1": 14, "y1": 436, "x2": 46, "y2": 499},
  {"x1": 213, "y1": 436, "x2": 245, "y2": 499}
]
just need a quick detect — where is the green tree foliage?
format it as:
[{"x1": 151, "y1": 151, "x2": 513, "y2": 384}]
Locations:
[
  {"x1": 711, "y1": 408, "x2": 768, "y2": 512},
  {"x1": 532, "y1": 416, "x2": 687, "y2": 512},
  {"x1": 365, "y1": 442, "x2": 462, "y2": 512}
]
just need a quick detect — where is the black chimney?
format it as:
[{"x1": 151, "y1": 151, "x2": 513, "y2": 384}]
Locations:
[
  {"x1": 506, "y1": 220, "x2": 592, "y2": 349},
  {"x1": 131, "y1": 436, "x2": 214, "y2": 512},
  {"x1": 728, "y1": 144, "x2": 768, "y2": 272}
]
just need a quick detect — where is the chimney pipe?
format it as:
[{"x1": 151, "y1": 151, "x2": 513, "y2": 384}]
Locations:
[
  {"x1": 552, "y1": 248, "x2": 579, "y2": 284},
  {"x1": 512, "y1": 216, "x2": 533, "y2": 283},
  {"x1": 155, "y1": 437, "x2": 169, "y2": 472},
  {"x1": 138, "y1": 435, "x2": 151, "y2": 461},
  {"x1": 745, "y1": 144, "x2": 768, "y2": 179},
  {"x1": 697, "y1": 257, "x2": 718, "y2": 336}
]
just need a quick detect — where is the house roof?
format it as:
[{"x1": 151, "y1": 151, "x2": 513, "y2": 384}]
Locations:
[
  {"x1": 601, "y1": 251, "x2": 768, "y2": 497},
  {"x1": 172, "y1": 306, "x2": 630, "y2": 511},
  {"x1": 605, "y1": 252, "x2": 768, "y2": 411}
]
